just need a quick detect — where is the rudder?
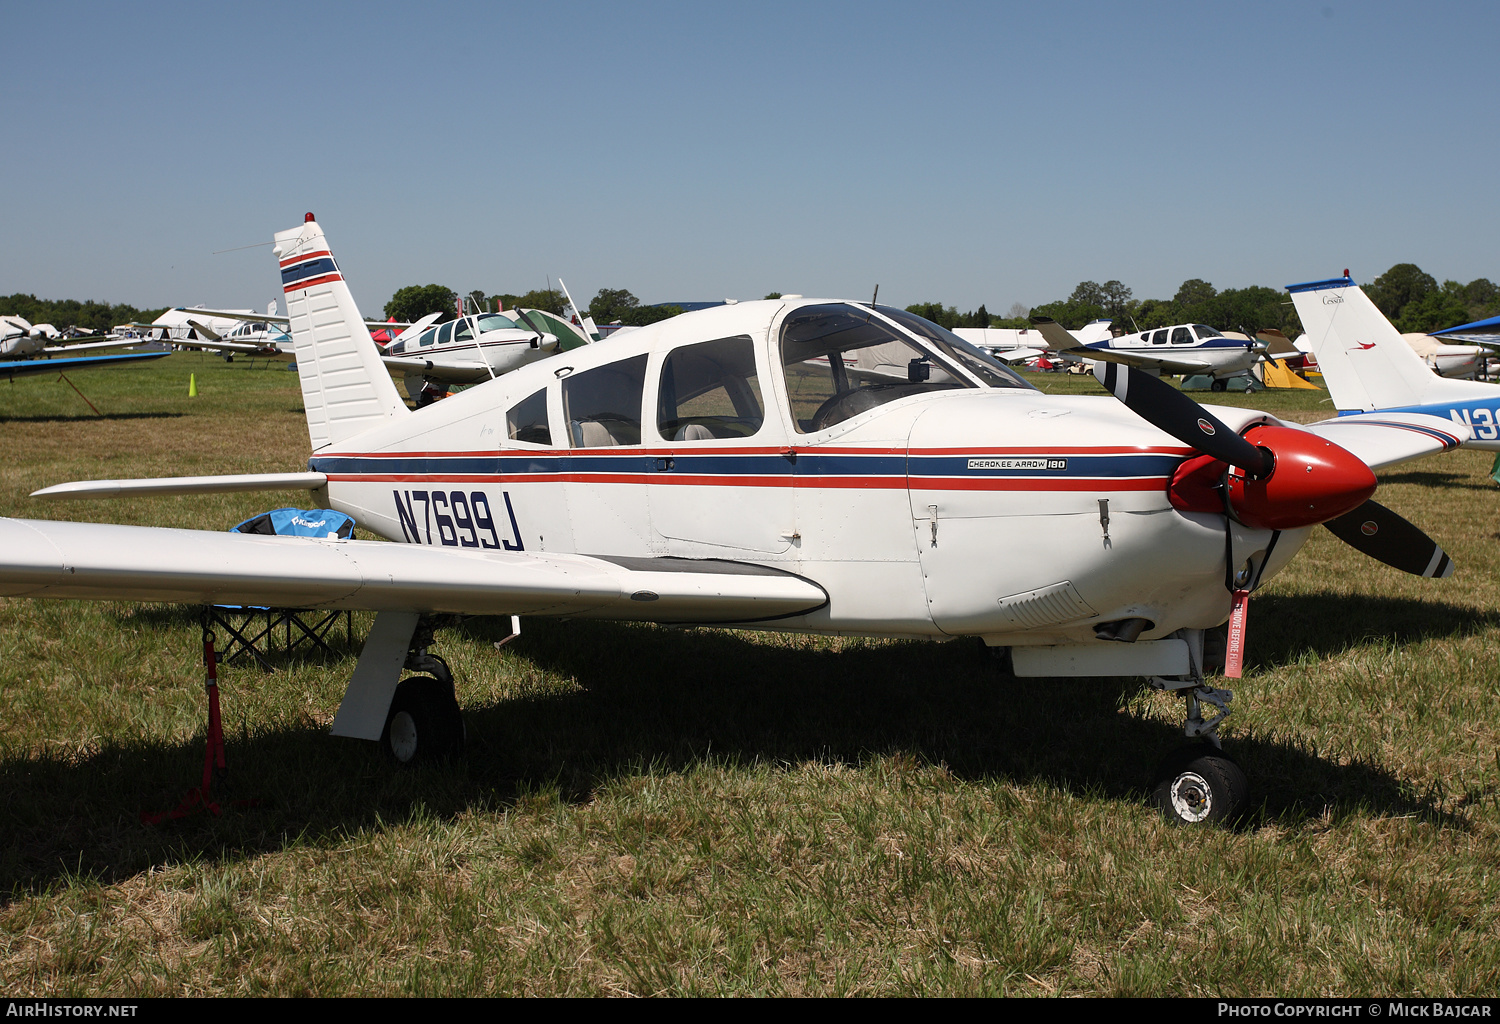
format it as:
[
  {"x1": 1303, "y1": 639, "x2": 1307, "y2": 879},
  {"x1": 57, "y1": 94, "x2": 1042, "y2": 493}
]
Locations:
[{"x1": 275, "y1": 215, "x2": 407, "y2": 451}]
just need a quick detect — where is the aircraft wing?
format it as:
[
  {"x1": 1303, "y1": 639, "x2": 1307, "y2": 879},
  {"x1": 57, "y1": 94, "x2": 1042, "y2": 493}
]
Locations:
[
  {"x1": 32, "y1": 472, "x2": 328, "y2": 500},
  {"x1": 1074, "y1": 349, "x2": 1215, "y2": 375},
  {"x1": 0, "y1": 350, "x2": 169, "y2": 380},
  {"x1": 177, "y1": 308, "x2": 414, "y2": 330},
  {"x1": 379, "y1": 355, "x2": 494, "y2": 385},
  {"x1": 1301, "y1": 412, "x2": 1471, "y2": 471},
  {"x1": 39, "y1": 337, "x2": 140, "y2": 354},
  {"x1": 0, "y1": 519, "x2": 827, "y2": 624}
]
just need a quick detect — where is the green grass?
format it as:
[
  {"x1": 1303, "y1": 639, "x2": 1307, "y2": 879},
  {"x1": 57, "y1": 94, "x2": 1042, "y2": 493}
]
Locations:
[{"x1": 1, "y1": 357, "x2": 1498, "y2": 995}]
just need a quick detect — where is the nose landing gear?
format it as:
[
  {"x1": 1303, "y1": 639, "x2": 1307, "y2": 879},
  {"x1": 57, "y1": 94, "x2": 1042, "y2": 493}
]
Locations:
[{"x1": 1148, "y1": 630, "x2": 1248, "y2": 825}]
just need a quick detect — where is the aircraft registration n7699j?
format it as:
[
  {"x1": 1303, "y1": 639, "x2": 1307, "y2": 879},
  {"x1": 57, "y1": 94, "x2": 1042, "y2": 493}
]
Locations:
[{"x1": 0, "y1": 215, "x2": 1472, "y2": 824}]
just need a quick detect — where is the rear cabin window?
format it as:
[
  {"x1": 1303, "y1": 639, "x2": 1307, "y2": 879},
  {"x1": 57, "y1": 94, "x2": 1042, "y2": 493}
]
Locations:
[
  {"x1": 1152, "y1": 330, "x2": 1168, "y2": 345},
  {"x1": 563, "y1": 354, "x2": 649, "y2": 447},
  {"x1": 506, "y1": 388, "x2": 551, "y2": 446},
  {"x1": 657, "y1": 336, "x2": 764, "y2": 442}
]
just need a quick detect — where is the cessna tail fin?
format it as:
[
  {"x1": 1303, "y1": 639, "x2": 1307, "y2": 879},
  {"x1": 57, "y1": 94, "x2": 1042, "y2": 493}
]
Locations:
[
  {"x1": 1287, "y1": 275, "x2": 1447, "y2": 411},
  {"x1": 275, "y1": 215, "x2": 408, "y2": 451}
]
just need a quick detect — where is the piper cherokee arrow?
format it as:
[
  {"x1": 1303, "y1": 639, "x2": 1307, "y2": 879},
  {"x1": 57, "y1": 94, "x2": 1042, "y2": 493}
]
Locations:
[{"x1": 1, "y1": 215, "x2": 1471, "y2": 825}]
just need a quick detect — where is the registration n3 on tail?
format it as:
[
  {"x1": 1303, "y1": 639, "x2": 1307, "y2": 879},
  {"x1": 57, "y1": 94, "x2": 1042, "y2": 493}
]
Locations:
[{"x1": 1, "y1": 214, "x2": 1472, "y2": 824}]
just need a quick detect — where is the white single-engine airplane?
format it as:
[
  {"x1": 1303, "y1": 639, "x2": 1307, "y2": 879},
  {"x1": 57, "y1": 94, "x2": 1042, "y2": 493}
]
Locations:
[
  {"x1": 1030, "y1": 318, "x2": 1268, "y2": 389},
  {"x1": 1288, "y1": 274, "x2": 1500, "y2": 451},
  {"x1": 0, "y1": 216, "x2": 1471, "y2": 826}
]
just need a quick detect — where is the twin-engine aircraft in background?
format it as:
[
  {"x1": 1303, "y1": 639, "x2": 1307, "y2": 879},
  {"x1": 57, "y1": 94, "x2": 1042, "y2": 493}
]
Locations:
[
  {"x1": 0, "y1": 215, "x2": 1471, "y2": 826},
  {"x1": 0, "y1": 314, "x2": 169, "y2": 379},
  {"x1": 1029, "y1": 317, "x2": 1269, "y2": 389},
  {"x1": 1289, "y1": 275, "x2": 1500, "y2": 451}
]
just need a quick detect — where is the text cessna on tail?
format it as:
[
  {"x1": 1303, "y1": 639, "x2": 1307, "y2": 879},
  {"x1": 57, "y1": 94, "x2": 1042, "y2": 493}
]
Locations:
[
  {"x1": 1, "y1": 215, "x2": 1471, "y2": 825},
  {"x1": 1288, "y1": 273, "x2": 1500, "y2": 450}
]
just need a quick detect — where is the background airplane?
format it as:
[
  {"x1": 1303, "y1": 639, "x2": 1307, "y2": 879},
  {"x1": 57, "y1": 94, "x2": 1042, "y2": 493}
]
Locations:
[
  {"x1": 5, "y1": 215, "x2": 1469, "y2": 827},
  {"x1": 1288, "y1": 274, "x2": 1500, "y2": 450},
  {"x1": 1031, "y1": 318, "x2": 1268, "y2": 390},
  {"x1": 176, "y1": 299, "x2": 594, "y2": 404},
  {"x1": 952, "y1": 320, "x2": 1112, "y2": 366},
  {"x1": 0, "y1": 314, "x2": 169, "y2": 379}
]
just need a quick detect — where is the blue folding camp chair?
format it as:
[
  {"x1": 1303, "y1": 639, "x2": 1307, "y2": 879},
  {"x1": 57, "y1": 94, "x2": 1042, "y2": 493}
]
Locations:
[{"x1": 209, "y1": 508, "x2": 357, "y2": 669}]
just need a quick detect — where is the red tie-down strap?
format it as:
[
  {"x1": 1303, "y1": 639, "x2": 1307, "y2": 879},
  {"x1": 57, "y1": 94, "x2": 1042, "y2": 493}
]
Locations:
[{"x1": 141, "y1": 620, "x2": 257, "y2": 824}]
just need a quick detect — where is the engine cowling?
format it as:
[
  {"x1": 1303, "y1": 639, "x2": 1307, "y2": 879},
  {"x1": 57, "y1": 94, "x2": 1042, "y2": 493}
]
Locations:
[{"x1": 1168, "y1": 424, "x2": 1376, "y2": 531}]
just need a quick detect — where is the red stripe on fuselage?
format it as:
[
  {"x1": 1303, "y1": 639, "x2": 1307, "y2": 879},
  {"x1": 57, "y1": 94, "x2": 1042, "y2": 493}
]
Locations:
[{"x1": 325, "y1": 472, "x2": 1168, "y2": 491}]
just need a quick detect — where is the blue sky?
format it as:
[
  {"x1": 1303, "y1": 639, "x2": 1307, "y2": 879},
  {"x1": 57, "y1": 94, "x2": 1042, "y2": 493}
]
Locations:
[{"x1": 3, "y1": 0, "x2": 1495, "y2": 318}]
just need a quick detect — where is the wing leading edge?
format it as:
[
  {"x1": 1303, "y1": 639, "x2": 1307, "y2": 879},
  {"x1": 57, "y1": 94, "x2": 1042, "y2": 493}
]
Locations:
[{"x1": 0, "y1": 519, "x2": 827, "y2": 624}]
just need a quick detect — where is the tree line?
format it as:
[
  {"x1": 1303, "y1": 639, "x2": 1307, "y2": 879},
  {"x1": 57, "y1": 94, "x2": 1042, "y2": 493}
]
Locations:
[
  {"x1": 10, "y1": 260, "x2": 1493, "y2": 341},
  {"x1": 0, "y1": 294, "x2": 168, "y2": 334},
  {"x1": 903, "y1": 263, "x2": 1499, "y2": 337},
  {"x1": 382, "y1": 285, "x2": 682, "y2": 328}
]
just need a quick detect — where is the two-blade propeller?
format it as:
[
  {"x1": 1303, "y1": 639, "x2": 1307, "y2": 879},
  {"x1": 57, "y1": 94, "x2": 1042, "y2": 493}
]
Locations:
[{"x1": 1090, "y1": 361, "x2": 1454, "y2": 578}]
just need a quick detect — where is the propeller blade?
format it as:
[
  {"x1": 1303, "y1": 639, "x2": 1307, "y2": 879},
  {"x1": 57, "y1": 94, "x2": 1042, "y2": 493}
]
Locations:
[
  {"x1": 1323, "y1": 499, "x2": 1454, "y2": 577},
  {"x1": 1091, "y1": 361, "x2": 1273, "y2": 477}
]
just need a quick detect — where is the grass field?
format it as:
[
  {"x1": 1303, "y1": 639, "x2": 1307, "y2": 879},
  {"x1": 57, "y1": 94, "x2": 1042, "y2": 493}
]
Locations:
[{"x1": 1, "y1": 354, "x2": 1498, "y2": 996}]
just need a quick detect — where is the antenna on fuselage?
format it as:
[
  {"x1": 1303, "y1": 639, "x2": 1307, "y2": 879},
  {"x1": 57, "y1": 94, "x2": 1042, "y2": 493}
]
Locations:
[{"x1": 871, "y1": 284, "x2": 879, "y2": 304}]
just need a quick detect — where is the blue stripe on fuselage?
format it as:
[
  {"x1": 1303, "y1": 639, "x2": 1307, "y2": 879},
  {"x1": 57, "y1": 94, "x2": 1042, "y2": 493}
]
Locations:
[
  {"x1": 1338, "y1": 399, "x2": 1500, "y2": 443},
  {"x1": 309, "y1": 450, "x2": 1182, "y2": 481}
]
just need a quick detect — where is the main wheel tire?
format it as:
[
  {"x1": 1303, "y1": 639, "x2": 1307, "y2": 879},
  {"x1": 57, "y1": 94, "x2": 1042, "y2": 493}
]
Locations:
[
  {"x1": 380, "y1": 674, "x2": 464, "y2": 764},
  {"x1": 1151, "y1": 745, "x2": 1248, "y2": 826},
  {"x1": 1210, "y1": 379, "x2": 1227, "y2": 392}
]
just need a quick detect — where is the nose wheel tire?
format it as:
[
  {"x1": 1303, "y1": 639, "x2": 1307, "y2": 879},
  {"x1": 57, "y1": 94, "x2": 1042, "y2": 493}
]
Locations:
[
  {"x1": 380, "y1": 674, "x2": 464, "y2": 764},
  {"x1": 1151, "y1": 745, "x2": 1248, "y2": 826}
]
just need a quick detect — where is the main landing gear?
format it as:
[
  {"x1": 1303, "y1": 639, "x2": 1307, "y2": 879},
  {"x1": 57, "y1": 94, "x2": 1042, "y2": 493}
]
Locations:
[
  {"x1": 1147, "y1": 632, "x2": 1248, "y2": 826},
  {"x1": 379, "y1": 619, "x2": 465, "y2": 764}
]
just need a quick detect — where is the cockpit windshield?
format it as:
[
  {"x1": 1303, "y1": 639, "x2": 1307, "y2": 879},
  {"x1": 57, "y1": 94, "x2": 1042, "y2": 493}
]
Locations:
[
  {"x1": 870, "y1": 305, "x2": 1035, "y2": 390},
  {"x1": 778, "y1": 303, "x2": 974, "y2": 433},
  {"x1": 476, "y1": 313, "x2": 519, "y2": 332},
  {"x1": 1193, "y1": 325, "x2": 1225, "y2": 339}
]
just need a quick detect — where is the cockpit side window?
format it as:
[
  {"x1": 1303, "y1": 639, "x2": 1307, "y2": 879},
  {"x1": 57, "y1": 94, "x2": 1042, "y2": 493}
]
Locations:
[
  {"x1": 780, "y1": 303, "x2": 972, "y2": 434},
  {"x1": 1170, "y1": 327, "x2": 1192, "y2": 345},
  {"x1": 505, "y1": 387, "x2": 552, "y2": 446},
  {"x1": 656, "y1": 336, "x2": 764, "y2": 442},
  {"x1": 453, "y1": 319, "x2": 475, "y2": 342},
  {"x1": 563, "y1": 353, "x2": 648, "y2": 447}
]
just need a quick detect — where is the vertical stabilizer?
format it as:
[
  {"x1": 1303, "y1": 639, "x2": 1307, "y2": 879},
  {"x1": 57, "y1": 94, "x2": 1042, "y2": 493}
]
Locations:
[
  {"x1": 1287, "y1": 275, "x2": 1441, "y2": 411},
  {"x1": 274, "y1": 216, "x2": 407, "y2": 451}
]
